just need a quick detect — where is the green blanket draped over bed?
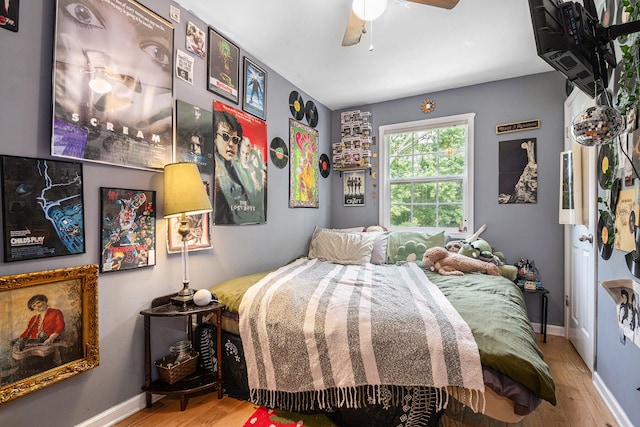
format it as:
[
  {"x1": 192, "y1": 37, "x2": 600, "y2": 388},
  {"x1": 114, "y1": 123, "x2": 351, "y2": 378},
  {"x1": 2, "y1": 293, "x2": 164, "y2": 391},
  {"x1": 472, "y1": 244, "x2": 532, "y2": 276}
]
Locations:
[{"x1": 210, "y1": 261, "x2": 556, "y2": 406}]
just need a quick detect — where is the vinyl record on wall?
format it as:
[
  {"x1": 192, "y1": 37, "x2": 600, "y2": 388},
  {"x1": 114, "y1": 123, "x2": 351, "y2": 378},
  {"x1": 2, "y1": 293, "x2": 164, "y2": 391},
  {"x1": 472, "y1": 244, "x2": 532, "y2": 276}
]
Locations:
[
  {"x1": 318, "y1": 153, "x2": 330, "y2": 178},
  {"x1": 289, "y1": 91, "x2": 305, "y2": 120},
  {"x1": 598, "y1": 211, "x2": 614, "y2": 260},
  {"x1": 269, "y1": 137, "x2": 289, "y2": 169},
  {"x1": 305, "y1": 100, "x2": 319, "y2": 128},
  {"x1": 598, "y1": 143, "x2": 614, "y2": 189}
]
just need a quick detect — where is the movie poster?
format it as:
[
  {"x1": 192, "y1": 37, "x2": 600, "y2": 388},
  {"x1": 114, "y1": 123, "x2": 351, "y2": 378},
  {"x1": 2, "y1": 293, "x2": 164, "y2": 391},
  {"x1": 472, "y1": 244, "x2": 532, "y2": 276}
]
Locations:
[
  {"x1": 100, "y1": 188, "x2": 156, "y2": 272},
  {"x1": 0, "y1": 0, "x2": 18, "y2": 32},
  {"x1": 498, "y1": 138, "x2": 538, "y2": 204},
  {"x1": 51, "y1": 0, "x2": 174, "y2": 170},
  {"x1": 1, "y1": 156, "x2": 85, "y2": 262},
  {"x1": 176, "y1": 100, "x2": 213, "y2": 174},
  {"x1": 213, "y1": 101, "x2": 267, "y2": 225}
]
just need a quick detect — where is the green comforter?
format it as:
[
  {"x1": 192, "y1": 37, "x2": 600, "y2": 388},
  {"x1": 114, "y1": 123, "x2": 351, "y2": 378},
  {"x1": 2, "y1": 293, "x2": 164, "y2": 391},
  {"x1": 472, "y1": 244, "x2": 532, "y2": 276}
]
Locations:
[{"x1": 211, "y1": 265, "x2": 556, "y2": 405}]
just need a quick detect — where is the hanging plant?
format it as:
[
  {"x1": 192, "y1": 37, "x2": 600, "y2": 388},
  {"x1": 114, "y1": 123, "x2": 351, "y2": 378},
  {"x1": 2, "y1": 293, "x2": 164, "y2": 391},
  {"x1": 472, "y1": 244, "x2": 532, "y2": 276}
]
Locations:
[{"x1": 614, "y1": 0, "x2": 640, "y2": 113}]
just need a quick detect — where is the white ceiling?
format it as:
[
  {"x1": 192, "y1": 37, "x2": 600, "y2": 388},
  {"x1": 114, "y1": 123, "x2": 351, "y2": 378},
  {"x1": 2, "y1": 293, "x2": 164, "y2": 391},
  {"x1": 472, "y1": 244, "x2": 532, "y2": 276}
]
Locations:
[{"x1": 174, "y1": 0, "x2": 554, "y2": 110}]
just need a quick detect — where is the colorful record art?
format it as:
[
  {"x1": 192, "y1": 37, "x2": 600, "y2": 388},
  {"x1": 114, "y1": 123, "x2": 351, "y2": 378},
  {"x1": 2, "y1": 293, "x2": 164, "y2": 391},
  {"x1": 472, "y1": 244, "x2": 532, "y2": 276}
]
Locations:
[
  {"x1": 319, "y1": 153, "x2": 330, "y2": 178},
  {"x1": 598, "y1": 143, "x2": 615, "y2": 189},
  {"x1": 289, "y1": 90, "x2": 304, "y2": 120},
  {"x1": 598, "y1": 211, "x2": 615, "y2": 260},
  {"x1": 305, "y1": 100, "x2": 318, "y2": 128},
  {"x1": 269, "y1": 137, "x2": 289, "y2": 169}
]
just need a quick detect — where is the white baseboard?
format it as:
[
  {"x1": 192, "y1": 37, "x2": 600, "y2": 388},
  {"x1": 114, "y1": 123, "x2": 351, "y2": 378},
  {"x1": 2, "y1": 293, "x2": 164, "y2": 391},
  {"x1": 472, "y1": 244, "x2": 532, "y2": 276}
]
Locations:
[
  {"x1": 75, "y1": 393, "x2": 162, "y2": 427},
  {"x1": 530, "y1": 322, "x2": 564, "y2": 338},
  {"x1": 593, "y1": 372, "x2": 633, "y2": 427}
]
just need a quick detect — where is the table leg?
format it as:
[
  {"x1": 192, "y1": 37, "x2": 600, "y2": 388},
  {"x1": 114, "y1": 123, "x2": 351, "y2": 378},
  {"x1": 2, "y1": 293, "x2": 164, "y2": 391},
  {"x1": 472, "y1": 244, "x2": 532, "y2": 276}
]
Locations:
[
  {"x1": 144, "y1": 315, "x2": 152, "y2": 408},
  {"x1": 541, "y1": 293, "x2": 548, "y2": 343},
  {"x1": 217, "y1": 307, "x2": 223, "y2": 399}
]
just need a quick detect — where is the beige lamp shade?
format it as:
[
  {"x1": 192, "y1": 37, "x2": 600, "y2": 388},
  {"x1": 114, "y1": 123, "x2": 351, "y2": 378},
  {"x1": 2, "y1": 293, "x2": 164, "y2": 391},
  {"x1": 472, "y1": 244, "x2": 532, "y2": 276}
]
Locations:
[{"x1": 163, "y1": 162, "x2": 212, "y2": 218}]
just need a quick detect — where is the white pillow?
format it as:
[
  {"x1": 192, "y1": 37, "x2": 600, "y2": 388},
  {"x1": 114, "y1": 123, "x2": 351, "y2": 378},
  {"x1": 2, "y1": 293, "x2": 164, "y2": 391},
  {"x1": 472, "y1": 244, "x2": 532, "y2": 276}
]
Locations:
[
  {"x1": 308, "y1": 226, "x2": 365, "y2": 258},
  {"x1": 309, "y1": 230, "x2": 375, "y2": 265}
]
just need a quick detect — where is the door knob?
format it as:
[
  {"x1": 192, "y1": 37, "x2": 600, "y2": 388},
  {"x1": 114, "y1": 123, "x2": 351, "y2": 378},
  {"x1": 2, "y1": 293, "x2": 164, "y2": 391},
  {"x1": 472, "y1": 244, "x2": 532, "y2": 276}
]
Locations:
[{"x1": 579, "y1": 234, "x2": 593, "y2": 243}]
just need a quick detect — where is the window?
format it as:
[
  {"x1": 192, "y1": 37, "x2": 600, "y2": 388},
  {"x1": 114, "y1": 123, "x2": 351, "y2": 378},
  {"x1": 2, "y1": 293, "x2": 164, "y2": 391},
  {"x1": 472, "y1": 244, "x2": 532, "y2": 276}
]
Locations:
[{"x1": 378, "y1": 113, "x2": 474, "y2": 234}]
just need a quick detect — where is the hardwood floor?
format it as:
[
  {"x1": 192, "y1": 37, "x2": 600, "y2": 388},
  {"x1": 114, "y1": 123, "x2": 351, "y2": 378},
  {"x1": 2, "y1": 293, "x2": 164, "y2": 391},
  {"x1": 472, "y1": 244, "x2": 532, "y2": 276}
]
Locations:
[{"x1": 114, "y1": 334, "x2": 618, "y2": 427}]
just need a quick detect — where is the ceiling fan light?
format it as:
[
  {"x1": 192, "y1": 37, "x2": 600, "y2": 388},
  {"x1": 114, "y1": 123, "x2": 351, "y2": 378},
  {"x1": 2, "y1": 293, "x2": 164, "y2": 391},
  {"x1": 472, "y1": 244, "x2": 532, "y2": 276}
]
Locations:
[{"x1": 352, "y1": 0, "x2": 387, "y2": 21}]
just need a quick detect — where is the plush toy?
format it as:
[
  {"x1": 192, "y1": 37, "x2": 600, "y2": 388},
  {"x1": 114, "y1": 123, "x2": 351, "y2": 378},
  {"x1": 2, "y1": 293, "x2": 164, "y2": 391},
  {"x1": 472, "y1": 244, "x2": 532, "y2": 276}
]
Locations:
[{"x1": 422, "y1": 246, "x2": 502, "y2": 276}]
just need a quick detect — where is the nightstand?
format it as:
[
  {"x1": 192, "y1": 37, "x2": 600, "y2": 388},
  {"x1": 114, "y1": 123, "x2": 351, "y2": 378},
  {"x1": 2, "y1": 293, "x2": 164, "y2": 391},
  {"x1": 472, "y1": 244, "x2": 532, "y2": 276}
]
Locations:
[
  {"x1": 517, "y1": 284, "x2": 549, "y2": 343},
  {"x1": 140, "y1": 294, "x2": 225, "y2": 411}
]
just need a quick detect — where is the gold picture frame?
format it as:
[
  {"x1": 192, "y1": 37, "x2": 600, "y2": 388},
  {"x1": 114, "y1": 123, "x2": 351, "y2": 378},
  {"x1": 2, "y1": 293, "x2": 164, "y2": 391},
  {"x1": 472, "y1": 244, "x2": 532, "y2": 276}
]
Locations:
[{"x1": 0, "y1": 265, "x2": 99, "y2": 404}]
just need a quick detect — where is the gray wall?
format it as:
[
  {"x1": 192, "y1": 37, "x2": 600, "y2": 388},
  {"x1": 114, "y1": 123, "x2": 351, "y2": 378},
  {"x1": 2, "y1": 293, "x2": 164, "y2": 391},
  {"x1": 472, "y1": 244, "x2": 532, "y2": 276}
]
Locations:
[
  {"x1": 329, "y1": 72, "x2": 568, "y2": 327},
  {"x1": 0, "y1": 2, "x2": 330, "y2": 426}
]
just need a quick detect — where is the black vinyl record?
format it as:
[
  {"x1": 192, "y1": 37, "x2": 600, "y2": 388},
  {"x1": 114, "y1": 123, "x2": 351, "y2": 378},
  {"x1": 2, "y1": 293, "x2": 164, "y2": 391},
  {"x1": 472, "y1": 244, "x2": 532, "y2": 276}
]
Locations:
[
  {"x1": 598, "y1": 144, "x2": 614, "y2": 189},
  {"x1": 598, "y1": 212, "x2": 614, "y2": 260},
  {"x1": 305, "y1": 100, "x2": 319, "y2": 128},
  {"x1": 289, "y1": 91, "x2": 305, "y2": 120},
  {"x1": 610, "y1": 177, "x2": 621, "y2": 209},
  {"x1": 318, "y1": 153, "x2": 330, "y2": 178},
  {"x1": 269, "y1": 137, "x2": 289, "y2": 169}
]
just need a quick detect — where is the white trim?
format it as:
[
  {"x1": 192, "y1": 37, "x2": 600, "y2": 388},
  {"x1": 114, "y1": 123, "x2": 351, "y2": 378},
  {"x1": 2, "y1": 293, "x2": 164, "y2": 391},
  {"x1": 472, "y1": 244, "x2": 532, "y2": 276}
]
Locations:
[
  {"x1": 378, "y1": 113, "x2": 475, "y2": 232},
  {"x1": 75, "y1": 393, "x2": 163, "y2": 427},
  {"x1": 593, "y1": 372, "x2": 633, "y2": 427}
]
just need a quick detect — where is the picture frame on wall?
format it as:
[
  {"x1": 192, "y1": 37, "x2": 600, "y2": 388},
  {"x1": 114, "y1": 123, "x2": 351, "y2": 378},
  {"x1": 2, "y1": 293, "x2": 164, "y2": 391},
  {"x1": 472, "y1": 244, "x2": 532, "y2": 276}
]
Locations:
[
  {"x1": 50, "y1": 0, "x2": 174, "y2": 171},
  {"x1": 343, "y1": 170, "x2": 366, "y2": 207},
  {"x1": 207, "y1": 27, "x2": 239, "y2": 104},
  {"x1": 0, "y1": 264, "x2": 99, "y2": 404},
  {"x1": 99, "y1": 187, "x2": 156, "y2": 273},
  {"x1": 559, "y1": 148, "x2": 583, "y2": 225},
  {"x1": 1, "y1": 155, "x2": 86, "y2": 262},
  {"x1": 176, "y1": 100, "x2": 214, "y2": 174},
  {"x1": 167, "y1": 180, "x2": 212, "y2": 253},
  {"x1": 289, "y1": 119, "x2": 319, "y2": 208},
  {"x1": 0, "y1": 0, "x2": 19, "y2": 32},
  {"x1": 242, "y1": 57, "x2": 267, "y2": 120}
]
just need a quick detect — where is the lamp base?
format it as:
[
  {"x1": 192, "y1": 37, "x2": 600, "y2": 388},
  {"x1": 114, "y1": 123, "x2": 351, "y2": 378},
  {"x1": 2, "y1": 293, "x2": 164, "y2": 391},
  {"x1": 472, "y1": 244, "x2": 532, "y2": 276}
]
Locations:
[{"x1": 171, "y1": 287, "x2": 195, "y2": 310}]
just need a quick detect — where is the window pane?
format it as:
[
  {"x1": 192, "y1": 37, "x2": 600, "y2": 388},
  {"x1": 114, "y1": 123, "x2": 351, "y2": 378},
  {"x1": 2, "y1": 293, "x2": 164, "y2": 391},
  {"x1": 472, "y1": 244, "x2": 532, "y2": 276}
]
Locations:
[
  {"x1": 415, "y1": 154, "x2": 437, "y2": 177},
  {"x1": 440, "y1": 151, "x2": 465, "y2": 175},
  {"x1": 390, "y1": 183, "x2": 412, "y2": 204},
  {"x1": 413, "y1": 131, "x2": 437, "y2": 154},
  {"x1": 413, "y1": 205, "x2": 436, "y2": 227},
  {"x1": 388, "y1": 133, "x2": 413, "y2": 156},
  {"x1": 438, "y1": 180, "x2": 463, "y2": 203},
  {"x1": 413, "y1": 182, "x2": 436, "y2": 203},
  {"x1": 390, "y1": 204, "x2": 411, "y2": 226},
  {"x1": 438, "y1": 204, "x2": 463, "y2": 228},
  {"x1": 390, "y1": 156, "x2": 412, "y2": 179}
]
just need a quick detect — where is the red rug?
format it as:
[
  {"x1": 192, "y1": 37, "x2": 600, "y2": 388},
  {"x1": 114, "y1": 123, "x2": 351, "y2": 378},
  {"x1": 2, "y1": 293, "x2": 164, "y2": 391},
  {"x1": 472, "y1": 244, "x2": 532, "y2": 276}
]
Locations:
[{"x1": 242, "y1": 406, "x2": 337, "y2": 427}]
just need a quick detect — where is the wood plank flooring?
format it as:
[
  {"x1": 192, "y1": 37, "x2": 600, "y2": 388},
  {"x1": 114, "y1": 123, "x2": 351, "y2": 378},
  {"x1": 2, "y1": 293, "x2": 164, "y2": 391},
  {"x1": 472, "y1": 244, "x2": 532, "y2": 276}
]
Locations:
[{"x1": 115, "y1": 334, "x2": 619, "y2": 427}]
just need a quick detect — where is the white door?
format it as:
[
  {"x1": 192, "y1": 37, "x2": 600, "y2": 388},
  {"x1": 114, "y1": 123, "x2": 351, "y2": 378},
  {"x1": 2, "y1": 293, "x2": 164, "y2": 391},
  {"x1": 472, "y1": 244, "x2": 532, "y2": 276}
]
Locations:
[{"x1": 564, "y1": 88, "x2": 597, "y2": 371}]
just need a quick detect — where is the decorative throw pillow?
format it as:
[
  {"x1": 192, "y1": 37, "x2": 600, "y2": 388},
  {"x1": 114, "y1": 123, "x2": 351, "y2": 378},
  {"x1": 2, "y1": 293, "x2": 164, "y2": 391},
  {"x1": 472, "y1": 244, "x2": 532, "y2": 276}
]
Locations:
[
  {"x1": 386, "y1": 231, "x2": 445, "y2": 264},
  {"x1": 309, "y1": 230, "x2": 375, "y2": 265},
  {"x1": 307, "y1": 226, "x2": 365, "y2": 258}
]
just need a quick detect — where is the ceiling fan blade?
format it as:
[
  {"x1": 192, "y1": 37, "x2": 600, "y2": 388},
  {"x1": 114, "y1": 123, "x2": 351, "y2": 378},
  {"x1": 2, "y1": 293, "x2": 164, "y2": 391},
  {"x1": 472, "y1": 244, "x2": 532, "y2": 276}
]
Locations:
[
  {"x1": 407, "y1": 0, "x2": 460, "y2": 9},
  {"x1": 341, "y1": 10, "x2": 366, "y2": 47}
]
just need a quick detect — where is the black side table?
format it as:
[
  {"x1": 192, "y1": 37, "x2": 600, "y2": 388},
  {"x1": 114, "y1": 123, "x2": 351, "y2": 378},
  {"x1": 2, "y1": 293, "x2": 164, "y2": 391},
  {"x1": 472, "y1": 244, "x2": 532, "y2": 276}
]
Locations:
[
  {"x1": 140, "y1": 294, "x2": 225, "y2": 411},
  {"x1": 517, "y1": 285, "x2": 550, "y2": 343}
]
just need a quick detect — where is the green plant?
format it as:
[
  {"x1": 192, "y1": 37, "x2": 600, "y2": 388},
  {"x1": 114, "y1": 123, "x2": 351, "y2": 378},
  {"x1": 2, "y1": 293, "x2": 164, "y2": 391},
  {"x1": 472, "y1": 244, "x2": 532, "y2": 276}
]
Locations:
[{"x1": 614, "y1": 1, "x2": 640, "y2": 113}]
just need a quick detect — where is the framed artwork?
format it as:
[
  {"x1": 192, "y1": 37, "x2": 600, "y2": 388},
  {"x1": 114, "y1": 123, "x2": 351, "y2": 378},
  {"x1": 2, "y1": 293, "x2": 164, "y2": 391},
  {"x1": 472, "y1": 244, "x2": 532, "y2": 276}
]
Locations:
[
  {"x1": 213, "y1": 101, "x2": 267, "y2": 225},
  {"x1": 51, "y1": 0, "x2": 174, "y2": 171},
  {"x1": 207, "y1": 27, "x2": 239, "y2": 103},
  {"x1": 559, "y1": 148, "x2": 583, "y2": 225},
  {"x1": 289, "y1": 119, "x2": 319, "y2": 208},
  {"x1": 498, "y1": 138, "x2": 538, "y2": 204},
  {"x1": 167, "y1": 180, "x2": 212, "y2": 253},
  {"x1": 0, "y1": 0, "x2": 18, "y2": 32},
  {"x1": 0, "y1": 264, "x2": 99, "y2": 404},
  {"x1": 242, "y1": 57, "x2": 267, "y2": 120},
  {"x1": 186, "y1": 21, "x2": 206, "y2": 58},
  {"x1": 99, "y1": 188, "x2": 156, "y2": 273},
  {"x1": 1, "y1": 155, "x2": 85, "y2": 262},
  {"x1": 343, "y1": 170, "x2": 366, "y2": 207},
  {"x1": 176, "y1": 100, "x2": 214, "y2": 174}
]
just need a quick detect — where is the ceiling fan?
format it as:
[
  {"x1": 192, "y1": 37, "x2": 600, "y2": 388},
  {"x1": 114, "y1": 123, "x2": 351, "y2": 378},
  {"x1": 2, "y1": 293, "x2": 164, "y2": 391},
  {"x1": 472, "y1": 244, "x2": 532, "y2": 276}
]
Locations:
[{"x1": 342, "y1": 0, "x2": 460, "y2": 47}]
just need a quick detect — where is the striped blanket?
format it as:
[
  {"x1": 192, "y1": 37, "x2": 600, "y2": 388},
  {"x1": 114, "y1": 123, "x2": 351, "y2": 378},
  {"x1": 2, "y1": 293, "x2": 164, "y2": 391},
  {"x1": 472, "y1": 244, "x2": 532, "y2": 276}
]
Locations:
[{"x1": 238, "y1": 258, "x2": 485, "y2": 414}]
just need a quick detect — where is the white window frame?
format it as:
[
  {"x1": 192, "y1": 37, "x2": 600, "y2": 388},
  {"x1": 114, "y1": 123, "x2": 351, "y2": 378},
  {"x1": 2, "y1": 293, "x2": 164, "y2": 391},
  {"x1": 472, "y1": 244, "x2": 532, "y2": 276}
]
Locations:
[{"x1": 378, "y1": 113, "x2": 475, "y2": 237}]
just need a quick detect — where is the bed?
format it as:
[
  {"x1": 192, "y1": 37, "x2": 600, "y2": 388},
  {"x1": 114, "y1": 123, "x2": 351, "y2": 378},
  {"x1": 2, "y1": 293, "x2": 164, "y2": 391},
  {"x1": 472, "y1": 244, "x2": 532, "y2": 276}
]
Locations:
[{"x1": 202, "y1": 228, "x2": 556, "y2": 426}]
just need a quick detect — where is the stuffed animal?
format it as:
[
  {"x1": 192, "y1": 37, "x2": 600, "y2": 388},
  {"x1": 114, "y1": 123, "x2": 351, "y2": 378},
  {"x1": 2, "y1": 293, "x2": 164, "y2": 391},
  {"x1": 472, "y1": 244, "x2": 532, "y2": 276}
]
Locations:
[{"x1": 422, "y1": 246, "x2": 502, "y2": 277}]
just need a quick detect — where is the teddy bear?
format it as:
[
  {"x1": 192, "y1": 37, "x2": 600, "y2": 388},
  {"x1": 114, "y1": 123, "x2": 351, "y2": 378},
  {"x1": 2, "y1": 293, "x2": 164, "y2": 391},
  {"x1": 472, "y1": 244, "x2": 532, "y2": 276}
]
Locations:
[{"x1": 422, "y1": 246, "x2": 502, "y2": 277}]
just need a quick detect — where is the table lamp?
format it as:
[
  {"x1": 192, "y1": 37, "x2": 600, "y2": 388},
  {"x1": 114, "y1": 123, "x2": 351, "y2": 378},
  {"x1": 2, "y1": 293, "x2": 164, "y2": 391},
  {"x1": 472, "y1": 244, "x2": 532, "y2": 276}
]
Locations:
[{"x1": 163, "y1": 163, "x2": 212, "y2": 308}]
